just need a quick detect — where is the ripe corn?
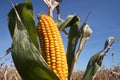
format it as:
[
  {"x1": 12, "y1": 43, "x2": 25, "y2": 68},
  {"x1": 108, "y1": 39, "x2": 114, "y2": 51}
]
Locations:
[{"x1": 36, "y1": 14, "x2": 68, "y2": 80}]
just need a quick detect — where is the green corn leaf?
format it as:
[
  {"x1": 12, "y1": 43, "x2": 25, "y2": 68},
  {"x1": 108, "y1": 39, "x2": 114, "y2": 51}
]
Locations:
[
  {"x1": 11, "y1": 17, "x2": 59, "y2": 80},
  {"x1": 67, "y1": 21, "x2": 80, "y2": 74},
  {"x1": 82, "y1": 51, "x2": 105, "y2": 80},
  {"x1": 57, "y1": 15, "x2": 80, "y2": 31},
  {"x1": 66, "y1": 15, "x2": 80, "y2": 75},
  {"x1": 8, "y1": 0, "x2": 39, "y2": 49}
]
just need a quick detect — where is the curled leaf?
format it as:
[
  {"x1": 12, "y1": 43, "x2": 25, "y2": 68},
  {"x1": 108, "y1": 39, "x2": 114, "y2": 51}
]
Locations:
[
  {"x1": 8, "y1": 0, "x2": 39, "y2": 49},
  {"x1": 80, "y1": 23, "x2": 93, "y2": 39}
]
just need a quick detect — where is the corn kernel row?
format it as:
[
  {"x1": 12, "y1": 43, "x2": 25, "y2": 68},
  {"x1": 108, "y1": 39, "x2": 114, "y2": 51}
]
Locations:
[{"x1": 36, "y1": 14, "x2": 68, "y2": 80}]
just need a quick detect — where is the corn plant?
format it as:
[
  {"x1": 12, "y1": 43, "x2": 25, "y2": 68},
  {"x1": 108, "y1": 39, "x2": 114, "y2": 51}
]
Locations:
[
  {"x1": 4, "y1": 0, "x2": 117, "y2": 80},
  {"x1": 82, "y1": 37, "x2": 116, "y2": 80}
]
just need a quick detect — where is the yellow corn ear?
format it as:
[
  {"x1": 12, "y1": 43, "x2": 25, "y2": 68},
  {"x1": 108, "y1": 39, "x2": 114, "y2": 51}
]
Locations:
[{"x1": 36, "y1": 14, "x2": 68, "y2": 80}]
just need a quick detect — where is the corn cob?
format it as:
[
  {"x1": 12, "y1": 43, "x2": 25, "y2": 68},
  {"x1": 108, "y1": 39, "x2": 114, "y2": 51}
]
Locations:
[{"x1": 36, "y1": 14, "x2": 68, "y2": 80}]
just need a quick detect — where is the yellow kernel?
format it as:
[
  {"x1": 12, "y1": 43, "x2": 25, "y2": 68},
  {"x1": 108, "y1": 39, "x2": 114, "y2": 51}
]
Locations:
[
  {"x1": 51, "y1": 60, "x2": 56, "y2": 63},
  {"x1": 51, "y1": 66, "x2": 56, "y2": 69},
  {"x1": 53, "y1": 70, "x2": 57, "y2": 74},
  {"x1": 56, "y1": 52, "x2": 60, "y2": 55},
  {"x1": 56, "y1": 58, "x2": 61, "y2": 61},
  {"x1": 51, "y1": 56, "x2": 56, "y2": 60},
  {"x1": 56, "y1": 61, "x2": 61, "y2": 64},
  {"x1": 57, "y1": 67, "x2": 62, "y2": 71}
]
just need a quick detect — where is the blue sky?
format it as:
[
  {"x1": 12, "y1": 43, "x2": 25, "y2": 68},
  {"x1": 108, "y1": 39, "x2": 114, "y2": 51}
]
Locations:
[{"x1": 0, "y1": 0, "x2": 120, "y2": 71}]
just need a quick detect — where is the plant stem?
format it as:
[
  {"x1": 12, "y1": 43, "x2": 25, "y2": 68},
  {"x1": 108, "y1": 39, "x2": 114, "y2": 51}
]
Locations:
[{"x1": 69, "y1": 24, "x2": 92, "y2": 80}]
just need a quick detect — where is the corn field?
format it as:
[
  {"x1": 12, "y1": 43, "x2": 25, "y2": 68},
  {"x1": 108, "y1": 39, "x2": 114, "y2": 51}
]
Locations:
[
  {"x1": 72, "y1": 66, "x2": 120, "y2": 80},
  {"x1": 0, "y1": 64, "x2": 120, "y2": 80},
  {"x1": 1, "y1": 0, "x2": 119, "y2": 80}
]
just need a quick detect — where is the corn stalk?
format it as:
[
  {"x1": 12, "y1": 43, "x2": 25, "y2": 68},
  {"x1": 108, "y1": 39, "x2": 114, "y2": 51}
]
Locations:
[{"x1": 5, "y1": 0, "x2": 117, "y2": 80}]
